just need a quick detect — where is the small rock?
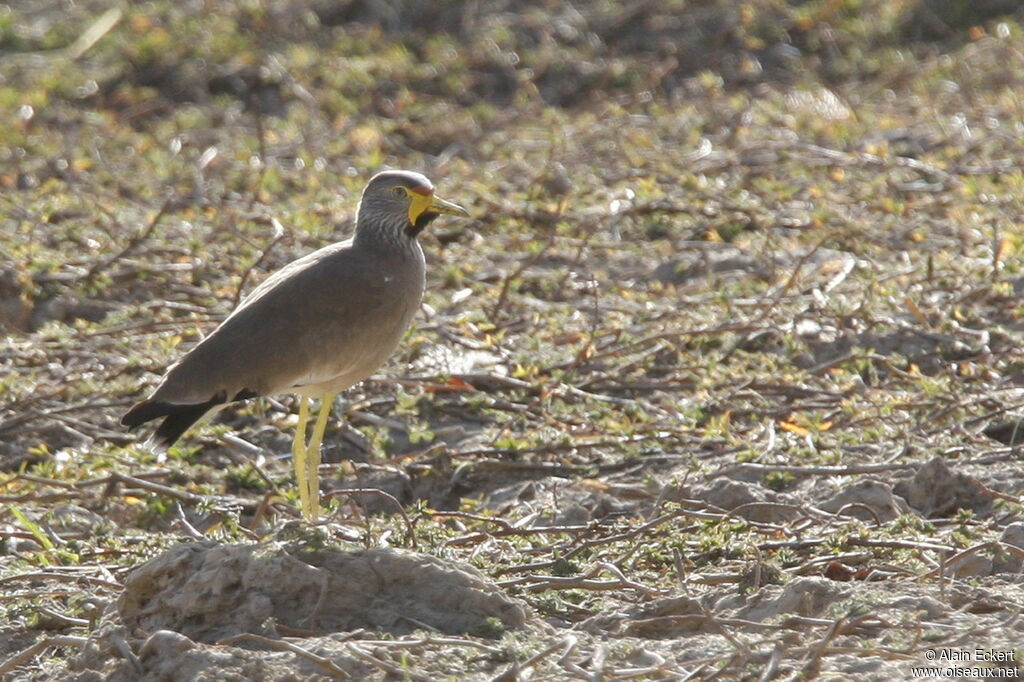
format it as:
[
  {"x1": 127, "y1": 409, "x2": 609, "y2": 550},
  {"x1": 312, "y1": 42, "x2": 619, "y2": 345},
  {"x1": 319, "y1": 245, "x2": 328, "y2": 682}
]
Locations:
[
  {"x1": 140, "y1": 630, "x2": 195, "y2": 660},
  {"x1": 892, "y1": 456, "x2": 993, "y2": 518},
  {"x1": 818, "y1": 479, "x2": 910, "y2": 523},
  {"x1": 735, "y1": 577, "x2": 846, "y2": 622},
  {"x1": 993, "y1": 522, "x2": 1024, "y2": 573},
  {"x1": 950, "y1": 553, "x2": 993, "y2": 578},
  {"x1": 578, "y1": 595, "x2": 706, "y2": 638},
  {"x1": 692, "y1": 479, "x2": 800, "y2": 523}
]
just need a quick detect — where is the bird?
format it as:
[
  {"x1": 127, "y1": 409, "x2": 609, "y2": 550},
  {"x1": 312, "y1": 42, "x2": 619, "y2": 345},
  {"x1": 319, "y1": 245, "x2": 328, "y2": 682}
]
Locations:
[{"x1": 121, "y1": 170, "x2": 469, "y2": 520}]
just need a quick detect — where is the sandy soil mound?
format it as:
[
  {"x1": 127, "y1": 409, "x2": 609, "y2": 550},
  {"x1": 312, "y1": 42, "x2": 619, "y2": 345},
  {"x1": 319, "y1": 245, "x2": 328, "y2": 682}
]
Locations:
[
  {"x1": 118, "y1": 541, "x2": 528, "y2": 641},
  {"x1": 38, "y1": 541, "x2": 527, "y2": 680}
]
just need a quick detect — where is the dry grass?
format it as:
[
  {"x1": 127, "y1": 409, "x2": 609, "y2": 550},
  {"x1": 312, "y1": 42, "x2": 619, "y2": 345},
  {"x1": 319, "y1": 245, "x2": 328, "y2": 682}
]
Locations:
[{"x1": 3, "y1": 1, "x2": 1024, "y2": 679}]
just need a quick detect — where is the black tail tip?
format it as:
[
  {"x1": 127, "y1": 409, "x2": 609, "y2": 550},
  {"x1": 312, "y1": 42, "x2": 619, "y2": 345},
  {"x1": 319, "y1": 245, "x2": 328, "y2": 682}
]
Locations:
[
  {"x1": 122, "y1": 391, "x2": 229, "y2": 449},
  {"x1": 121, "y1": 400, "x2": 173, "y2": 429}
]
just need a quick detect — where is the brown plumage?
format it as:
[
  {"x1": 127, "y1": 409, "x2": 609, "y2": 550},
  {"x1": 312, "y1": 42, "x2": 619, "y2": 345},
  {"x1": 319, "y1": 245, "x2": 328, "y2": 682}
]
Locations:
[{"x1": 122, "y1": 170, "x2": 468, "y2": 518}]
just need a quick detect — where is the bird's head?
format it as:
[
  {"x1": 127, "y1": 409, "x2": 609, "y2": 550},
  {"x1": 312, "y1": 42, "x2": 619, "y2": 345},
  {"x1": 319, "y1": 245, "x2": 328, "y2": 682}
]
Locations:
[{"x1": 357, "y1": 170, "x2": 469, "y2": 241}]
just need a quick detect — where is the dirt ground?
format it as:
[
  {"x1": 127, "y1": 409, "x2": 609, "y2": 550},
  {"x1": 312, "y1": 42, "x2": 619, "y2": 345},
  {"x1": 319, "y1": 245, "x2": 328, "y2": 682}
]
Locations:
[{"x1": 3, "y1": 1, "x2": 1024, "y2": 680}]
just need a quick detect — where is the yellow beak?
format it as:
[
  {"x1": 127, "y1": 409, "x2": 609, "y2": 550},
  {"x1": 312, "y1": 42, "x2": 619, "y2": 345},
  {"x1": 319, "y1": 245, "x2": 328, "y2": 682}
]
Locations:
[{"x1": 409, "y1": 193, "x2": 470, "y2": 224}]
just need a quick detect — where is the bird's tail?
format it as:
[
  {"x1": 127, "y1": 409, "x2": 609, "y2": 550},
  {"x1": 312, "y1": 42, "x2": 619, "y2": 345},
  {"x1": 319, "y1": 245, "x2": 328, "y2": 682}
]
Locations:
[{"x1": 122, "y1": 391, "x2": 227, "y2": 449}]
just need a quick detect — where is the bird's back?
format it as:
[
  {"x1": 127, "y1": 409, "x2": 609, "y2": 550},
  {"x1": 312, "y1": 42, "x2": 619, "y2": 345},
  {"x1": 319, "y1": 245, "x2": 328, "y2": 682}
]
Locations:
[{"x1": 149, "y1": 238, "x2": 425, "y2": 405}]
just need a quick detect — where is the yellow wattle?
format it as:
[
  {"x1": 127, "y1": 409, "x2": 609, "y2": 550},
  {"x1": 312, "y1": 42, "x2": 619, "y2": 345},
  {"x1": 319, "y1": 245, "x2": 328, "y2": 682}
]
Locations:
[{"x1": 408, "y1": 192, "x2": 432, "y2": 224}]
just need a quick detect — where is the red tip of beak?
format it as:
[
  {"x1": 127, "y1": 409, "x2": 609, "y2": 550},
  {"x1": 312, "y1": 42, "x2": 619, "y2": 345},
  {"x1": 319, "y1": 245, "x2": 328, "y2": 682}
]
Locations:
[{"x1": 410, "y1": 185, "x2": 433, "y2": 196}]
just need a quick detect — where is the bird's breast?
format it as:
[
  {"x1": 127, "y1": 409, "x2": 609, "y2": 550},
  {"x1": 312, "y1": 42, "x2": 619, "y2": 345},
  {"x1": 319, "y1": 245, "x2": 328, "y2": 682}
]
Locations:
[{"x1": 290, "y1": 263, "x2": 424, "y2": 395}]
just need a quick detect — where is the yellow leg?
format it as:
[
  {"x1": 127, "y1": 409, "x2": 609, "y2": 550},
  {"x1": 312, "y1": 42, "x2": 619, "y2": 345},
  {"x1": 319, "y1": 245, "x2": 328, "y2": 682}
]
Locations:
[
  {"x1": 292, "y1": 396, "x2": 312, "y2": 519},
  {"x1": 305, "y1": 392, "x2": 336, "y2": 520}
]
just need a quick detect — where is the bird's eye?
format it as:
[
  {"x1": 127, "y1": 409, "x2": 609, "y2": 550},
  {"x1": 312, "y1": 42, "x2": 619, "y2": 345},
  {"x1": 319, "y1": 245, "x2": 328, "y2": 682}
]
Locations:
[{"x1": 391, "y1": 187, "x2": 408, "y2": 199}]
